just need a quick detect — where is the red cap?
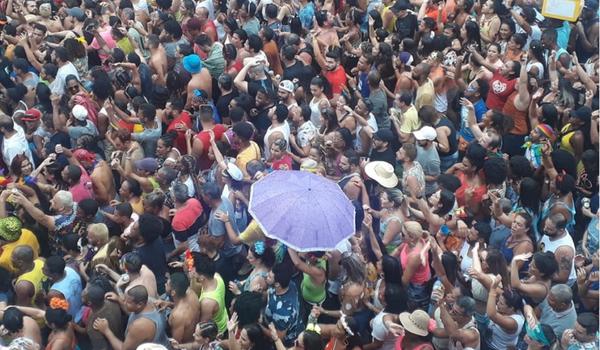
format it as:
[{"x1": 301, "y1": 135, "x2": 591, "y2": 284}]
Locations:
[{"x1": 21, "y1": 108, "x2": 42, "y2": 122}]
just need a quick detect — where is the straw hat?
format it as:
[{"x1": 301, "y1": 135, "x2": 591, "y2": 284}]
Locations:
[
  {"x1": 399, "y1": 310, "x2": 430, "y2": 337},
  {"x1": 364, "y1": 161, "x2": 398, "y2": 188}
]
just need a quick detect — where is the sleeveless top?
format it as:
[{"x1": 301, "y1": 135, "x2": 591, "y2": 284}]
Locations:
[
  {"x1": 487, "y1": 313, "x2": 524, "y2": 350},
  {"x1": 16, "y1": 259, "x2": 46, "y2": 305},
  {"x1": 126, "y1": 308, "x2": 169, "y2": 346},
  {"x1": 449, "y1": 317, "x2": 480, "y2": 350},
  {"x1": 539, "y1": 233, "x2": 576, "y2": 285},
  {"x1": 199, "y1": 274, "x2": 229, "y2": 335},
  {"x1": 459, "y1": 242, "x2": 473, "y2": 277},
  {"x1": 502, "y1": 92, "x2": 528, "y2": 136},
  {"x1": 399, "y1": 242, "x2": 431, "y2": 285},
  {"x1": 435, "y1": 117, "x2": 458, "y2": 157},
  {"x1": 263, "y1": 121, "x2": 291, "y2": 159},
  {"x1": 395, "y1": 334, "x2": 433, "y2": 350},
  {"x1": 540, "y1": 194, "x2": 576, "y2": 233},
  {"x1": 51, "y1": 267, "x2": 83, "y2": 323},
  {"x1": 380, "y1": 215, "x2": 403, "y2": 254},
  {"x1": 301, "y1": 259, "x2": 327, "y2": 304},
  {"x1": 559, "y1": 123, "x2": 577, "y2": 155}
]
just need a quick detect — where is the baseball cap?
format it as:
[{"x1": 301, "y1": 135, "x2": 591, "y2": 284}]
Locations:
[
  {"x1": 413, "y1": 126, "x2": 437, "y2": 141},
  {"x1": 571, "y1": 106, "x2": 592, "y2": 121},
  {"x1": 373, "y1": 129, "x2": 394, "y2": 143},
  {"x1": 135, "y1": 158, "x2": 159, "y2": 173},
  {"x1": 278, "y1": 80, "x2": 295, "y2": 93},
  {"x1": 72, "y1": 105, "x2": 88, "y2": 121},
  {"x1": 392, "y1": 0, "x2": 411, "y2": 12},
  {"x1": 21, "y1": 108, "x2": 42, "y2": 122},
  {"x1": 66, "y1": 7, "x2": 86, "y2": 21},
  {"x1": 222, "y1": 163, "x2": 243, "y2": 181}
]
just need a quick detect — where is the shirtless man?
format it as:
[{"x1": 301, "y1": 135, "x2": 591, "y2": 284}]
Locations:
[
  {"x1": 0, "y1": 305, "x2": 42, "y2": 346},
  {"x1": 158, "y1": 273, "x2": 201, "y2": 343},
  {"x1": 313, "y1": 11, "x2": 339, "y2": 48},
  {"x1": 35, "y1": 3, "x2": 63, "y2": 32},
  {"x1": 94, "y1": 285, "x2": 170, "y2": 349},
  {"x1": 338, "y1": 150, "x2": 369, "y2": 207},
  {"x1": 11, "y1": 245, "x2": 45, "y2": 307},
  {"x1": 66, "y1": 147, "x2": 116, "y2": 206},
  {"x1": 183, "y1": 54, "x2": 213, "y2": 107},
  {"x1": 147, "y1": 34, "x2": 168, "y2": 87},
  {"x1": 95, "y1": 252, "x2": 158, "y2": 300}
]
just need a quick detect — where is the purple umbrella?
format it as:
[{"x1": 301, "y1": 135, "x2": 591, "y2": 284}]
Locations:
[{"x1": 248, "y1": 170, "x2": 356, "y2": 252}]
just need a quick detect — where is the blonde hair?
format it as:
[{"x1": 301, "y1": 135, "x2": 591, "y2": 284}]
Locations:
[{"x1": 88, "y1": 223, "x2": 109, "y2": 244}]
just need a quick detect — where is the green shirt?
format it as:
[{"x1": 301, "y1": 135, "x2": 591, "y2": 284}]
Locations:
[{"x1": 199, "y1": 274, "x2": 229, "y2": 334}]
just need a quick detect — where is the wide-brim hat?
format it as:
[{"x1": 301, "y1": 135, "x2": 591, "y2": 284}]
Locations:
[
  {"x1": 399, "y1": 310, "x2": 430, "y2": 337},
  {"x1": 364, "y1": 161, "x2": 398, "y2": 188}
]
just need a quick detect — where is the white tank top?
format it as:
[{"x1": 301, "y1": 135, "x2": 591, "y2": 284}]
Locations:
[
  {"x1": 459, "y1": 242, "x2": 473, "y2": 279},
  {"x1": 263, "y1": 121, "x2": 290, "y2": 159},
  {"x1": 539, "y1": 233, "x2": 576, "y2": 285}
]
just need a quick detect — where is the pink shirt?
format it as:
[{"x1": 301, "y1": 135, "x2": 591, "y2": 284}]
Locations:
[
  {"x1": 70, "y1": 167, "x2": 94, "y2": 203},
  {"x1": 91, "y1": 27, "x2": 117, "y2": 62}
]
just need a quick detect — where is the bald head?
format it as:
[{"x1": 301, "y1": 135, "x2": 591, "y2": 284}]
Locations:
[
  {"x1": 12, "y1": 245, "x2": 34, "y2": 263},
  {"x1": 196, "y1": 6, "x2": 209, "y2": 20}
]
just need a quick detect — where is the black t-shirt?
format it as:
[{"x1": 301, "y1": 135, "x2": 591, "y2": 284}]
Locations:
[
  {"x1": 134, "y1": 238, "x2": 168, "y2": 293},
  {"x1": 216, "y1": 90, "x2": 239, "y2": 121},
  {"x1": 369, "y1": 147, "x2": 397, "y2": 168},
  {"x1": 395, "y1": 13, "x2": 418, "y2": 40},
  {"x1": 248, "y1": 79, "x2": 274, "y2": 98},
  {"x1": 282, "y1": 60, "x2": 316, "y2": 92}
]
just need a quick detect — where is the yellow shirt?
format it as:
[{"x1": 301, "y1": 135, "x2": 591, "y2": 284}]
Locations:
[
  {"x1": 0, "y1": 229, "x2": 40, "y2": 273},
  {"x1": 238, "y1": 220, "x2": 266, "y2": 244},
  {"x1": 16, "y1": 258, "x2": 46, "y2": 305},
  {"x1": 236, "y1": 141, "x2": 261, "y2": 176},
  {"x1": 399, "y1": 105, "x2": 421, "y2": 134},
  {"x1": 415, "y1": 78, "x2": 435, "y2": 111}
]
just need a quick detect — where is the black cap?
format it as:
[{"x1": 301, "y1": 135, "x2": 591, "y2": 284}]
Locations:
[
  {"x1": 373, "y1": 129, "x2": 394, "y2": 143},
  {"x1": 571, "y1": 106, "x2": 592, "y2": 121},
  {"x1": 392, "y1": 0, "x2": 411, "y2": 12}
]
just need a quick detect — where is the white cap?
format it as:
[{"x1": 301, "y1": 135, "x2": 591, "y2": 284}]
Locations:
[
  {"x1": 71, "y1": 105, "x2": 88, "y2": 121},
  {"x1": 278, "y1": 80, "x2": 295, "y2": 93},
  {"x1": 413, "y1": 126, "x2": 437, "y2": 141},
  {"x1": 224, "y1": 162, "x2": 243, "y2": 181}
]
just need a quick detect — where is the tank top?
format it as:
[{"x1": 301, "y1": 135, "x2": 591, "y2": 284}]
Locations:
[
  {"x1": 501, "y1": 92, "x2": 528, "y2": 136},
  {"x1": 449, "y1": 317, "x2": 480, "y2": 350},
  {"x1": 309, "y1": 97, "x2": 327, "y2": 128},
  {"x1": 126, "y1": 308, "x2": 169, "y2": 345},
  {"x1": 199, "y1": 274, "x2": 229, "y2": 334},
  {"x1": 459, "y1": 242, "x2": 473, "y2": 278},
  {"x1": 51, "y1": 267, "x2": 83, "y2": 323},
  {"x1": 16, "y1": 259, "x2": 46, "y2": 305},
  {"x1": 263, "y1": 121, "x2": 291, "y2": 159},
  {"x1": 301, "y1": 259, "x2": 327, "y2": 304},
  {"x1": 435, "y1": 117, "x2": 458, "y2": 157},
  {"x1": 487, "y1": 313, "x2": 524, "y2": 350},
  {"x1": 399, "y1": 242, "x2": 431, "y2": 285},
  {"x1": 559, "y1": 123, "x2": 577, "y2": 155},
  {"x1": 539, "y1": 233, "x2": 576, "y2": 285}
]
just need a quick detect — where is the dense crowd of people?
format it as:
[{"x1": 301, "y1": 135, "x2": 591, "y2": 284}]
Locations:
[{"x1": 0, "y1": 0, "x2": 598, "y2": 349}]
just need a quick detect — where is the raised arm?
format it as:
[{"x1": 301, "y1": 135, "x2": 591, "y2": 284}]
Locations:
[{"x1": 514, "y1": 55, "x2": 530, "y2": 109}]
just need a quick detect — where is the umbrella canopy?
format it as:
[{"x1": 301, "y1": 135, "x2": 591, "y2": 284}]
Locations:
[{"x1": 248, "y1": 170, "x2": 356, "y2": 252}]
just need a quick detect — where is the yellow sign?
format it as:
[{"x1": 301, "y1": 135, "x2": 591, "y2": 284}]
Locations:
[{"x1": 542, "y1": 0, "x2": 583, "y2": 22}]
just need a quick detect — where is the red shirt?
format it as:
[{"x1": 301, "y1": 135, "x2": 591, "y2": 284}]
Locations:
[
  {"x1": 202, "y1": 21, "x2": 218, "y2": 43},
  {"x1": 486, "y1": 69, "x2": 517, "y2": 111},
  {"x1": 323, "y1": 65, "x2": 347, "y2": 97},
  {"x1": 166, "y1": 111, "x2": 193, "y2": 153},
  {"x1": 195, "y1": 124, "x2": 226, "y2": 169},
  {"x1": 271, "y1": 155, "x2": 293, "y2": 171}
]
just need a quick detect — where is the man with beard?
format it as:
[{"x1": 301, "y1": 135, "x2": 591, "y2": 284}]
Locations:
[
  {"x1": 165, "y1": 97, "x2": 193, "y2": 154},
  {"x1": 369, "y1": 129, "x2": 396, "y2": 166},
  {"x1": 249, "y1": 87, "x2": 276, "y2": 142},
  {"x1": 192, "y1": 105, "x2": 226, "y2": 170},
  {"x1": 313, "y1": 11, "x2": 339, "y2": 48},
  {"x1": 11, "y1": 191, "x2": 75, "y2": 253},
  {"x1": 540, "y1": 213, "x2": 576, "y2": 286},
  {"x1": 67, "y1": 147, "x2": 116, "y2": 206},
  {"x1": 313, "y1": 44, "x2": 346, "y2": 99},
  {"x1": 48, "y1": 47, "x2": 79, "y2": 95},
  {"x1": 435, "y1": 295, "x2": 480, "y2": 350},
  {"x1": 413, "y1": 63, "x2": 435, "y2": 110}
]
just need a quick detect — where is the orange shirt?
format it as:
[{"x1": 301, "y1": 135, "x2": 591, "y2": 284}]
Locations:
[{"x1": 263, "y1": 41, "x2": 283, "y2": 76}]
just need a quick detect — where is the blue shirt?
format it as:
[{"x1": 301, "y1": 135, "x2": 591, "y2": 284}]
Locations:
[
  {"x1": 459, "y1": 99, "x2": 487, "y2": 142},
  {"x1": 208, "y1": 198, "x2": 242, "y2": 258},
  {"x1": 299, "y1": 2, "x2": 315, "y2": 29},
  {"x1": 265, "y1": 281, "x2": 303, "y2": 347}
]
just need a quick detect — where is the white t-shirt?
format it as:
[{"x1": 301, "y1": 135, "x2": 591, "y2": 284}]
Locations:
[
  {"x1": 2, "y1": 123, "x2": 34, "y2": 167},
  {"x1": 50, "y1": 62, "x2": 80, "y2": 95}
]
